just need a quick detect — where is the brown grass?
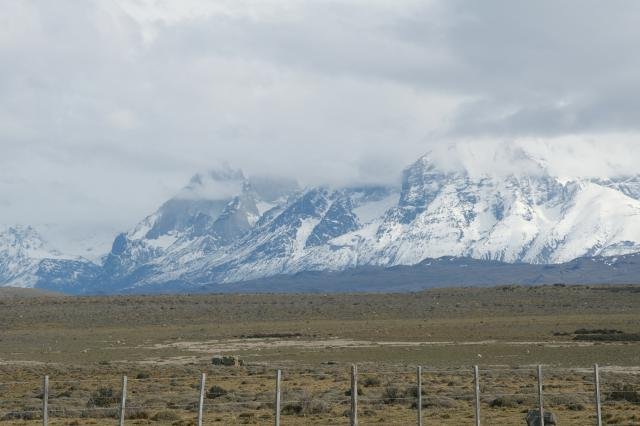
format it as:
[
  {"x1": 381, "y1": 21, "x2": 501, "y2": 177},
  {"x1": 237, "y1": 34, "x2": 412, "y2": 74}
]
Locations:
[{"x1": 1, "y1": 284, "x2": 640, "y2": 423}]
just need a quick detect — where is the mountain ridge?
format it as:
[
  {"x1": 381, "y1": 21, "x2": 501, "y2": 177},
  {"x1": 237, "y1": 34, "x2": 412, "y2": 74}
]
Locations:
[
  {"x1": 3, "y1": 151, "x2": 640, "y2": 294},
  {"x1": 0, "y1": 225, "x2": 99, "y2": 290}
]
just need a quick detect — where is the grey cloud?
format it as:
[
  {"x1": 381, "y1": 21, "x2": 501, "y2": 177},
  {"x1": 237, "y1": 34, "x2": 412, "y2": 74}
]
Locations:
[
  {"x1": 449, "y1": 91, "x2": 640, "y2": 138},
  {"x1": 437, "y1": 1, "x2": 640, "y2": 135},
  {"x1": 1, "y1": 0, "x2": 640, "y2": 251}
]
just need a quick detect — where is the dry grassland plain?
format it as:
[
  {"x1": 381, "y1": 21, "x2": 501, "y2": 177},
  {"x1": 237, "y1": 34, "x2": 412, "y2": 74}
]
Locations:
[{"x1": 1, "y1": 285, "x2": 640, "y2": 424}]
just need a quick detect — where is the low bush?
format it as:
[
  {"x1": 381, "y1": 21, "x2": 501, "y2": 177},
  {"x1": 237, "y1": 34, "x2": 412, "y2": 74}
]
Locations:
[
  {"x1": 489, "y1": 396, "x2": 525, "y2": 408},
  {"x1": 406, "y1": 385, "x2": 426, "y2": 397},
  {"x1": 381, "y1": 385, "x2": 405, "y2": 404},
  {"x1": 206, "y1": 385, "x2": 228, "y2": 399},
  {"x1": 126, "y1": 408, "x2": 150, "y2": 419},
  {"x1": 1, "y1": 410, "x2": 36, "y2": 421},
  {"x1": 281, "y1": 402, "x2": 300, "y2": 415},
  {"x1": 281, "y1": 392, "x2": 330, "y2": 416},
  {"x1": 87, "y1": 387, "x2": 117, "y2": 408},
  {"x1": 567, "y1": 402, "x2": 585, "y2": 411},
  {"x1": 608, "y1": 384, "x2": 640, "y2": 403},
  {"x1": 80, "y1": 408, "x2": 118, "y2": 418},
  {"x1": 416, "y1": 396, "x2": 459, "y2": 409},
  {"x1": 344, "y1": 387, "x2": 363, "y2": 396},
  {"x1": 238, "y1": 412, "x2": 255, "y2": 424},
  {"x1": 152, "y1": 410, "x2": 181, "y2": 421},
  {"x1": 301, "y1": 398, "x2": 329, "y2": 415},
  {"x1": 362, "y1": 376, "x2": 381, "y2": 387}
]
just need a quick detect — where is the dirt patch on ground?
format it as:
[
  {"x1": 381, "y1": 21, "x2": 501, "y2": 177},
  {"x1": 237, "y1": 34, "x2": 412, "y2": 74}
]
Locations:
[{"x1": 144, "y1": 337, "x2": 606, "y2": 354}]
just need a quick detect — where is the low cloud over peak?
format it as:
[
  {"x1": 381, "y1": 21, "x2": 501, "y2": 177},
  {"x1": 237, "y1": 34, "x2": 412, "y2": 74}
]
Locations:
[{"x1": 1, "y1": 0, "x2": 639, "y2": 252}]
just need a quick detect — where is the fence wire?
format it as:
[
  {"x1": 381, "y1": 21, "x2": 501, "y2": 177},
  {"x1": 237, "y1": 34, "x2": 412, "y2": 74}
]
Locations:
[{"x1": 1, "y1": 364, "x2": 640, "y2": 425}]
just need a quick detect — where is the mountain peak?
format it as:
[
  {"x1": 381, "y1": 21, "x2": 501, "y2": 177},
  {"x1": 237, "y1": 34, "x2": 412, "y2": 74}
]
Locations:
[
  {"x1": 494, "y1": 145, "x2": 549, "y2": 177},
  {"x1": 0, "y1": 225, "x2": 52, "y2": 256},
  {"x1": 422, "y1": 142, "x2": 552, "y2": 180},
  {"x1": 188, "y1": 163, "x2": 245, "y2": 186},
  {"x1": 180, "y1": 164, "x2": 245, "y2": 201},
  {"x1": 0, "y1": 224, "x2": 98, "y2": 290}
]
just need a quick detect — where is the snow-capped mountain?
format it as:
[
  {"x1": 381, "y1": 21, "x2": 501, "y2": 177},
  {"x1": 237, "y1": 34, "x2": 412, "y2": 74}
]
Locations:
[
  {"x1": 96, "y1": 165, "x2": 300, "y2": 290},
  {"x1": 359, "y1": 155, "x2": 640, "y2": 265},
  {"x1": 4, "y1": 150, "x2": 640, "y2": 294},
  {"x1": 98, "y1": 150, "x2": 640, "y2": 292},
  {"x1": 0, "y1": 225, "x2": 99, "y2": 290}
]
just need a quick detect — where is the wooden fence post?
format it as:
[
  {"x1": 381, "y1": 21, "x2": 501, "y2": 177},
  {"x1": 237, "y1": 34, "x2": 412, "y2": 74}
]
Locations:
[
  {"x1": 350, "y1": 364, "x2": 358, "y2": 426},
  {"x1": 473, "y1": 366, "x2": 481, "y2": 426},
  {"x1": 42, "y1": 375, "x2": 48, "y2": 426},
  {"x1": 119, "y1": 375, "x2": 127, "y2": 426},
  {"x1": 275, "y1": 369, "x2": 281, "y2": 426},
  {"x1": 197, "y1": 373, "x2": 206, "y2": 426},
  {"x1": 537, "y1": 365, "x2": 544, "y2": 426},
  {"x1": 594, "y1": 364, "x2": 602, "y2": 426},
  {"x1": 417, "y1": 366, "x2": 422, "y2": 426}
]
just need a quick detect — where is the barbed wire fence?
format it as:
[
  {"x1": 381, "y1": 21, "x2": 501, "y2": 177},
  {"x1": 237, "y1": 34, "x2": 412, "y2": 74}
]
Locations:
[{"x1": 1, "y1": 364, "x2": 639, "y2": 425}]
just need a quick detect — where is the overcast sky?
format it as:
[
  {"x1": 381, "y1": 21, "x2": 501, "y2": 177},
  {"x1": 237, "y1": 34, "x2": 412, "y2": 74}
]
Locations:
[{"x1": 2, "y1": 0, "x2": 640, "y2": 254}]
